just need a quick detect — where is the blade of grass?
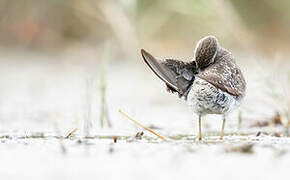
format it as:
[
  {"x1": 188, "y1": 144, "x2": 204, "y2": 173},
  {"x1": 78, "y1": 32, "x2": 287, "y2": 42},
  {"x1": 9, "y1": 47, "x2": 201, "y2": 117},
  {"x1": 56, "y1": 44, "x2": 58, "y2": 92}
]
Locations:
[
  {"x1": 118, "y1": 109, "x2": 166, "y2": 141},
  {"x1": 99, "y1": 41, "x2": 112, "y2": 128},
  {"x1": 99, "y1": 62, "x2": 106, "y2": 128}
]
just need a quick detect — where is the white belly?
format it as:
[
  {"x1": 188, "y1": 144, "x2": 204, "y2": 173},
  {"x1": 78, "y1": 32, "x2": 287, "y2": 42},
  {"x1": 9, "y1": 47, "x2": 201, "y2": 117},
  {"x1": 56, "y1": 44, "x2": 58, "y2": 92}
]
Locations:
[{"x1": 187, "y1": 78, "x2": 240, "y2": 115}]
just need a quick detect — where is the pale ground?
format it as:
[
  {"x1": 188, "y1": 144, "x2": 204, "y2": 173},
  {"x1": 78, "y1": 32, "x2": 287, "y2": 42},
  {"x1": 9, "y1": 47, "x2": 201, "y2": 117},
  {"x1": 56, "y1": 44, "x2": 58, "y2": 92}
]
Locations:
[{"x1": 0, "y1": 50, "x2": 289, "y2": 180}]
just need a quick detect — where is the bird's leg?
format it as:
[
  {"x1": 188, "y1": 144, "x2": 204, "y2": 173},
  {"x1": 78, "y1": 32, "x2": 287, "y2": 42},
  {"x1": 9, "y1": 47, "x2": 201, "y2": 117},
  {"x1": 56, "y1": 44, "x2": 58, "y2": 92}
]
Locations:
[
  {"x1": 220, "y1": 115, "x2": 226, "y2": 140},
  {"x1": 198, "y1": 115, "x2": 202, "y2": 141}
]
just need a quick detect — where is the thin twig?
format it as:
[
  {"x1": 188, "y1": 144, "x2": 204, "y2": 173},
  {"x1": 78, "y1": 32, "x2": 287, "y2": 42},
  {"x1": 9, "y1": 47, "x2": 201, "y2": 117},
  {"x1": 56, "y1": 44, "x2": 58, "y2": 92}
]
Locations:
[
  {"x1": 65, "y1": 128, "x2": 78, "y2": 138},
  {"x1": 118, "y1": 109, "x2": 166, "y2": 141}
]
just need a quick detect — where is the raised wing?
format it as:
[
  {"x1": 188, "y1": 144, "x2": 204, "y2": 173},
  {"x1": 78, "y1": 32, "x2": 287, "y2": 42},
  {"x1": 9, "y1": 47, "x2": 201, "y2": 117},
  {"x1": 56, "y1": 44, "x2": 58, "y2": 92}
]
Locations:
[{"x1": 141, "y1": 49, "x2": 197, "y2": 98}]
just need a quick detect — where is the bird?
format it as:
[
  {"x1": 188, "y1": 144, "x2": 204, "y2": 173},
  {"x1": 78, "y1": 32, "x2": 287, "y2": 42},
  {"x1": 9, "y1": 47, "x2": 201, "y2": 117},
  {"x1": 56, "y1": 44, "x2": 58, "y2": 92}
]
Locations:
[{"x1": 141, "y1": 35, "x2": 246, "y2": 141}]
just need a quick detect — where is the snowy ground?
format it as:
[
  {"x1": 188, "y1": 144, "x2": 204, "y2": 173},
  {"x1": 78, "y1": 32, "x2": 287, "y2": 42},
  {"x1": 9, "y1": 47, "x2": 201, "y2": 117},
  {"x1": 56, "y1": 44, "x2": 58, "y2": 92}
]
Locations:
[{"x1": 0, "y1": 50, "x2": 289, "y2": 179}]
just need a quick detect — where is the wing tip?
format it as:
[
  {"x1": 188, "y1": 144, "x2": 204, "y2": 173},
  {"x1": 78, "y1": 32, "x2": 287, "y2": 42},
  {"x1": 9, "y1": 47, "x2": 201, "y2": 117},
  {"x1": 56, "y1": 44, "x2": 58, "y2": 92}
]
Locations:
[
  {"x1": 141, "y1": 48, "x2": 146, "y2": 54},
  {"x1": 141, "y1": 49, "x2": 153, "y2": 63},
  {"x1": 140, "y1": 48, "x2": 180, "y2": 92}
]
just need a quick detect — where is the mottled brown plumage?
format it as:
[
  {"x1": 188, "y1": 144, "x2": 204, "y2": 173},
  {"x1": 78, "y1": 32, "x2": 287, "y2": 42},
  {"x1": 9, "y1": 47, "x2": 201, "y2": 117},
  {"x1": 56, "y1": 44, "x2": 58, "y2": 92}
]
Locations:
[
  {"x1": 197, "y1": 47, "x2": 246, "y2": 98},
  {"x1": 195, "y1": 36, "x2": 218, "y2": 69}
]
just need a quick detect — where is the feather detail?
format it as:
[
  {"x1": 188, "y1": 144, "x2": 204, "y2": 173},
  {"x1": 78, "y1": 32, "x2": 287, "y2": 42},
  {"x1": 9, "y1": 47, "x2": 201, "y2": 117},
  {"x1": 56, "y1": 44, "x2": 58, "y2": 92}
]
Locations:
[{"x1": 197, "y1": 48, "x2": 246, "y2": 98}]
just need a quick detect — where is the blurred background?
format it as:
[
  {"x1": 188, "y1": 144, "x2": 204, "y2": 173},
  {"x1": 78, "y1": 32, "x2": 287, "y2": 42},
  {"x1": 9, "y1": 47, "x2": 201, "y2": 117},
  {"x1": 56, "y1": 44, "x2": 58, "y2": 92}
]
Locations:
[
  {"x1": 0, "y1": 0, "x2": 289, "y2": 134},
  {"x1": 1, "y1": 0, "x2": 290, "y2": 56}
]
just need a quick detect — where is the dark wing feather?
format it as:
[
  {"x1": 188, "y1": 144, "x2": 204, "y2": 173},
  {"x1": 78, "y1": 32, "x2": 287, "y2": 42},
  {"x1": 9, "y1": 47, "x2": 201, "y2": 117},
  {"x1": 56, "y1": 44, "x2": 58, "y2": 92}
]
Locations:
[
  {"x1": 197, "y1": 48, "x2": 246, "y2": 98},
  {"x1": 163, "y1": 59, "x2": 198, "y2": 98},
  {"x1": 141, "y1": 49, "x2": 197, "y2": 98}
]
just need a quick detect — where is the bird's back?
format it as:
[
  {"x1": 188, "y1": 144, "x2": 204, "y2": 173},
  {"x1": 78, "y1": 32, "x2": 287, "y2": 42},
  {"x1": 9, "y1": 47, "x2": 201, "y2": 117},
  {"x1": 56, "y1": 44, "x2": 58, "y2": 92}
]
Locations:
[{"x1": 197, "y1": 48, "x2": 246, "y2": 100}]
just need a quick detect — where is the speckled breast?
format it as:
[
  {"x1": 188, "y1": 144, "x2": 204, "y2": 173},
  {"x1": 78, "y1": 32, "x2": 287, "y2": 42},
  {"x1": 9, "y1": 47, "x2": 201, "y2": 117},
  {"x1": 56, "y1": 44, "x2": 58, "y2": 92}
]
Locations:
[{"x1": 187, "y1": 77, "x2": 240, "y2": 115}]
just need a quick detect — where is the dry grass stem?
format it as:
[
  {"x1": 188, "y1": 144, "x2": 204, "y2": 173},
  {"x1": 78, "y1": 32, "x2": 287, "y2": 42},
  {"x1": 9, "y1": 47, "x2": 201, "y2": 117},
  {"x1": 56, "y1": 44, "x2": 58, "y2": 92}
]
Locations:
[
  {"x1": 118, "y1": 109, "x2": 166, "y2": 141},
  {"x1": 65, "y1": 128, "x2": 78, "y2": 138}
]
